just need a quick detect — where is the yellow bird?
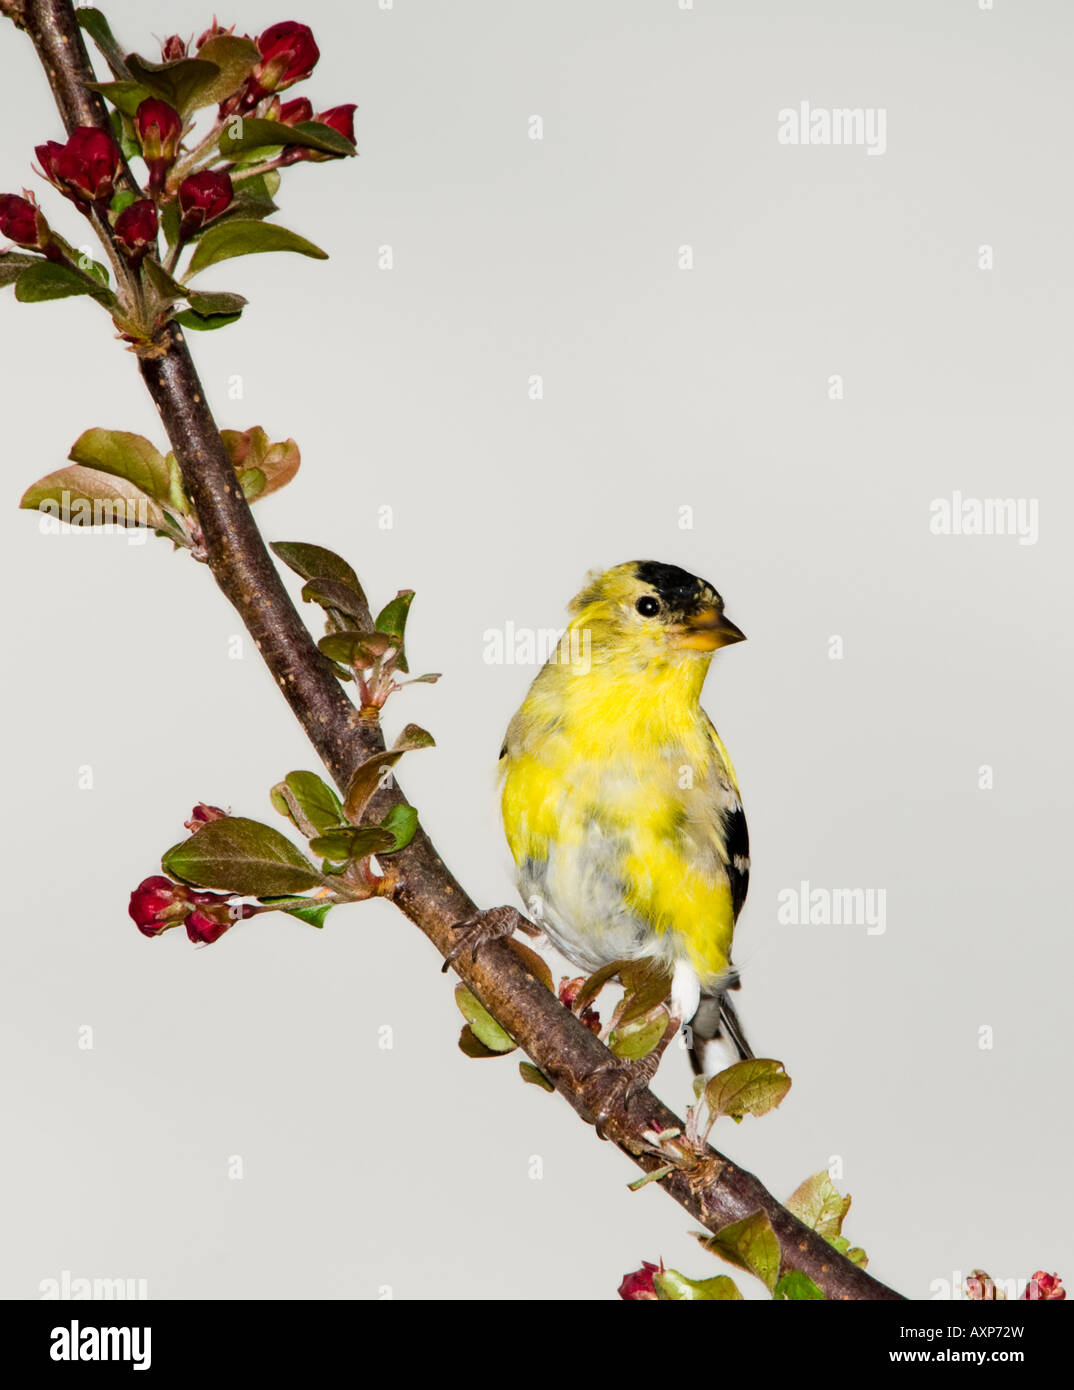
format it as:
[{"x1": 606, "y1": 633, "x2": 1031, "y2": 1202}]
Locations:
[{"x1": 498, "y1": 560, "x2": 752, "y2": 1077}]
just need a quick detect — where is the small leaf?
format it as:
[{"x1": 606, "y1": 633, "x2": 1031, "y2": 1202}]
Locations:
[
  {"x1": 458, "y1": 1025, "x2": 502, "y2": 1060},
  {"x1": 454, "y1": 985, "x2": 516, "y2": 1054},
  {"x1": 773, "y1": 1271, "x2": 825, "y2": 1301},
  {"x1": 342, "y1": 727, "x2": 435, "y2": 823},
  {"x1": 15, "y1": 261, "x2": 111, "y2": 305},
  {"x1": 617, "y1": 958, "x2": 673, "y2": 1025},
  {"x1": 698, "y1": 1210, "x2": 782, "y2": 1293},
  {"x1": 830, "y1": 1236, "x2": 869, "y2": 1268},
  {"x1": 189, "y1": 34, "x2": 260, "y2": 109},
  {"x1": 78, "y1": 8, "x2": 134, "y2": 80},
  {"x1": 162, "y1": 816, "x2": 326, "y2": 897},
  {"x1": 378, "y1": 803, "x2": 418, "y2": 852},
  {"x1": 785, "y1": 1171, "x2": 853, "y2": 1242},
  {"x1": 20, "y1": 465, "x2": 166, "y2": 532},
  {"x1": 308, "y1": 826, "x2": 396, "y2": 862},
  {"x1": 271, "y1": 770, "x2": 345, "y2": 838},
  {"x1": 219, "y1": 427, "x2": 298, "y2": 499},
  {"x1": 271, "y1": 541, "x2": 361, "y2": 591},
  {"x1": 68, "y1": 427, "x2": 172, "y2": 503},
  {"x1": 574, "y1": 959, "x2": 628, "y2": 1013},
  {"x1": 400, "y1": 672, "x2": 441, "y2": 686},
  {"x1": 703, "y1": 1058, "x2": 791, "y2": 1125},
  {"x1": 653, "y1": 1271, "x2": 744, "y2": 1301},
  {"x1": 519, "y1": 1061, "x2": 554, "y2": 1091},
  {"x1": 301, "y1": 577, "x2": 370, "y2": 623},
  {"x1": 608, "y1": 1010, "x2": 667, "y2": 1061},
  {"x1": 505, "y1": 938, "x2": 554, "y2": 991},
  {"x1": 218, "y1": 115, "x2": 356, "y2": 159},
  {"x1": 86, "y1": 79, "x2": 151, "y2": 116},
  {"x1": 124, "y1": 53, "x2": 220, "y2": 116},
  {"x1": 237, "y1": 467, "x2": 266, "y2": 499},
  {"x1": 0, "y1": 252, "x2": 44, "y2": 288},
  {"x1": 187, "y1": 220, "x2": 328, "y2": 276},
  {"x1": 257, "y1": 894, "x2": 334, "y2": 929},
  {"x1": 317, "y1": 631, "x2": 392, "y2": 667},
  {"x1": 374, "y1": 589, "x2": 415, "y2": 672}
]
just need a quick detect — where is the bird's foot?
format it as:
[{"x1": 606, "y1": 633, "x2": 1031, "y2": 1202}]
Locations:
[
  {"x1": 585, "y1": 1014, "x2": 680, "y2": 1140},
  {"x1": 441, "y1": 904, "x2": 540, "y2": 973}
]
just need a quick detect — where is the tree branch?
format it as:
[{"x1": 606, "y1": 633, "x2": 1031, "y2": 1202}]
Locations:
[{"x1": 8, "y1": 0, "x2": 903, "y2": 1301}]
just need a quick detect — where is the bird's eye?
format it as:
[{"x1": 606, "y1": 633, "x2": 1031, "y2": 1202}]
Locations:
[{"x1": 635, "y1": 595, "x2": 661, "y2": 617}]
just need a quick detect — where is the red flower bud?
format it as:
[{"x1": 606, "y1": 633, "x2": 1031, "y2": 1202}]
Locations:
[
  {"x1": 129, "y1": 876, "x2": 187, "y2": 936},
  {"x1": 0, "y1": 192, "x2": 49, "y2": 249},
  {"x1": 36, "y1": 126, "x2": 120, "y2": 207},
  {"x1": 114, "y1": 199, "x2": 158, "y2": 260},
  {"x1": 185, "y1": 803, "x2": 229, "y2": 831},
  {"x1": 186, "y1": 900, "x2": 258, "y2": 946},
  {"x1": 317, "y1": 104, "x2": 357, "y2": 144},
  {"x1": 161, "y1": 34, "x2": 190, "y2": 60},
  {"x1": 1022, "y1": 1272, "x2": 1066, "y2": 1301},
  {"x1": 618, "y1": 1261, "x2": 662, "y2": 1300},
  {"x1": 248, "y1": 21, "x2": 320, "y2": 99},
  {"x1": 177, "y1": 170, "x2": 233, "y2": 237},
  {"x1": 276, "y1": 97, "x2": 313, "y2": 126},
  {"x1": 134, "y1": 99, "x2": 183, "y2": 191},
  {"x1": 557, "y1": 976, "x2": 601, "y2": 1034}
]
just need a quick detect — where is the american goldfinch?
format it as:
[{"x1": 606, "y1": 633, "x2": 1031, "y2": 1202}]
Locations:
[{"x1": 498, "y1": 560, "x2": 752, "y2": 1077}]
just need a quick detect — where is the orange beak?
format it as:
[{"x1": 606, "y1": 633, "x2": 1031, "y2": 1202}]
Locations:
[{"x1": 669, "y1": 605, "x2": 747, "y2": 652}]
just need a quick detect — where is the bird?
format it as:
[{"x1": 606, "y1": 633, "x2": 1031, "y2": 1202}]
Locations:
[{"x1": 495, "y1": 559, "x2": 753, "y2": 1079}]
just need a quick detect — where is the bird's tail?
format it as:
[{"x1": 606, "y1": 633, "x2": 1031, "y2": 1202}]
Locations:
[{"x1": 688, "y1": 974, "x2": 754, "y2": 1076}]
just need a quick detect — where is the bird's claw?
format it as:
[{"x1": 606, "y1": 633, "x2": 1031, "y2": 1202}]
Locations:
[
  {"x1": 585, "y1": 1016, "x2": 680, "y2": 1140},
  {"x1": 441, "y1": 904, "x2": 528, "y2": 973}
]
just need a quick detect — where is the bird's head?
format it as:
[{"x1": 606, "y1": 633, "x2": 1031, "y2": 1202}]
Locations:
[{"x1": 566, "y1": 560, "x2": 745, "y2": 667}]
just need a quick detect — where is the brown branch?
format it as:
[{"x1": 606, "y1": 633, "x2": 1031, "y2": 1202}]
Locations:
[{"x1": 8, "y1": 0, "x2": 903, "y2": 1302}]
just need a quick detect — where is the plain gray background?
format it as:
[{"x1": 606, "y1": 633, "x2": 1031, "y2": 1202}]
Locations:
[{"x1": 2, "y1": 0, "x2": 1070, "y2": 1300}]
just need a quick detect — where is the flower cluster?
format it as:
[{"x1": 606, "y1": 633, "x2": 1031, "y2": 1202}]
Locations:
[{"x1": 1, "y1": 16, "x2": 357, "y2": 340}]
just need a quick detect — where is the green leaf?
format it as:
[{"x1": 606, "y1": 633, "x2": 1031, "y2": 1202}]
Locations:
[
  {"x1": 270, "y1": 770, "x2": 345, "y2": 838},
  {"x1": 301, "y1": 577, "x2": 370, "y2": 624},
  {"x1": 458, "y1": 1025, "x2": 503, "y2": 1059},
  {"x1": 317, "y1": 630, "x2": 392, "y2": 667},
  {"x1": 187, "y1": 220, "x2": 328, "y2": 276},
  {"x1": 68, "y1": 427, "x2": 172, "y2": 503},
  {"x1": 703, "y1": 1058, "x2": 791, "y2": 1125},
  {"x1": 78, "y1": 8, "x2": 134, "y2": 80},
  {"x1": 342, "y1": 726, "x2": 435, "y2": 823},
  {"x1": 519, "y1": 1061, "x2": 554, "y2": 1092},
  {"x1": 175, "y1": 307, "x2": 243, "y2": 332},
  {"x1": 454, "y1": 986, "x2": 516, "y2": 1054},
  {"x1": 219, "y1": 115, "x2": 356, "y2": 159},
  {"x1": 160, "y1": 198, "x2": 181, "y2": 249},
  {"x1": 109, "y1": 107, "x2": 141, "y2": 163},
  {"x1": 698, "y1": 1211, "x2": 782, "y2": 1294},
  {"x1": 374, "y1": 589, "x2": 414, "y2": 672},
  {"x1": 307, "y1": 826, "x2": 396, "y2": 862},
  {"x1": 15, "y1": 261, "x2": 112, "y2": 305},
  {"x1": 271, "y1": 541, "x2": 361, "y2": 592},
  {"x1": 773, "y1": 1271, "x2": 825, "y2": 1301},
  {"x1": 0, "y1": 252, "x2": 43, "y2": 288},
  {"x1": 162, "y1": 816, "x2": 326, "y2": 897},
  {"x1": 257, "y1": 894, "x2": 334, "y2": 929},
  {"x1": 785, "y1": 1171, "x2": 852, "y2": 1242},
  {"x1": 189, "y1": 35, "x2": 260, "y2": 109},
  {"x1": 617, "y1": 958, "x2": 673, "y2": 1025},
  {"x1": 608, "y1": 1011, "x2": 667, "y2": 1061},
  {"x1": 20, "y1": 464, "x2": 166, "y2": 531},
  {"x1": 124, "y1": 53, "x2": 220, "y2": 116},
  {"x1": 378, "y1": 803, "x2": 418, "y2": 853},
  {"x1": 220, "y1": 427, "x2": 298, "y2": 500},
  {"x1": 86, "y1": 79, "x2": 152, "y2": 116},
  {"x1": 110, "y1": 188, "x2": 138, "y2": 216},
  {"x1": 653, "y1": 1271, "x2": 744, "y2": 1301},
  {"x1": 829, "y1": 1236, "x2": 869, "y2": 1268}
]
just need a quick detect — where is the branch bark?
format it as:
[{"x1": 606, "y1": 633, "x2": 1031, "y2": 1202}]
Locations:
[{"x1": 7, "y1": 0, "x2": 904, "y2": 1301}]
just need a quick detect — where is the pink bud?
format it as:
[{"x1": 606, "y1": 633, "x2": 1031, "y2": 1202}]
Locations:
[
  {"x1": 114, "y1": 199, "x2": 158, "y2": 260},
  {"x1": 0, "y1": 192, "x2": 48, "y2": 249},
  {"x1": 184, "y1": 803, "x2": 229, "y2": 832},
  {"x1": 36, "y1": 126, "x2": 121, "y2": 207},
  {"x1": 248, "y1": 21, "x2": 320, "y2": 99}
]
